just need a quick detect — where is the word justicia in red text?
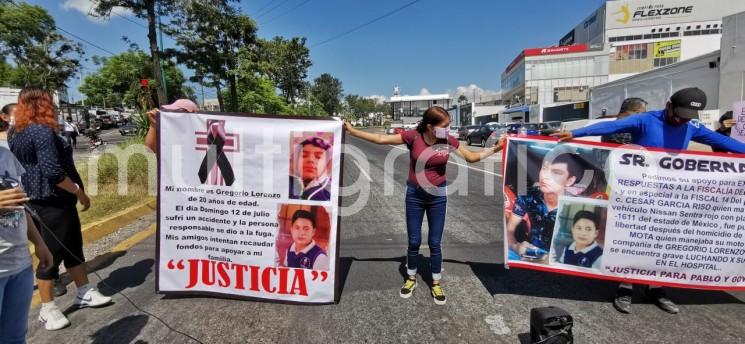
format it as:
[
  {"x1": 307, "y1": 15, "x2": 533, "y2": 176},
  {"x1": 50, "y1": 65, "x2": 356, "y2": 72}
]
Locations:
[{"x1": 167, "y1": 259, "x2": 329, "y2": 296}]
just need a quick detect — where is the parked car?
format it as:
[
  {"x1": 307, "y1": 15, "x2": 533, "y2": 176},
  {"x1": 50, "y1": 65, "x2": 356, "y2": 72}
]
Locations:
[
  {"x1": 385, "y1": 127, "x2": 406, "y2": 135},
  {"x1": 98, "y1": 115, "x2": 115, "y2": 129},
  {"x1": 119, "y1": 123, "x2": 138, "y2": 136},
  {"x1": 448, "y1": 126, "x2": 460, "y2": 137},
  {"x1": 457, "y1": 125, "x2": 479, "y2": 140},
  {"x1": 466, "y1": 124, "x2": 500, "y2": 146},
  {"x1": 534, "y1": 121, "x2": 562, "y2": 136}
]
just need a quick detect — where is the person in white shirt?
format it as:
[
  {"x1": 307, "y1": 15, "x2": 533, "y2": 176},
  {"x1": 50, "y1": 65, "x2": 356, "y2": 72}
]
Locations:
[{"x1": 63, "y1": 117, "x2": 79, "y2": 149}]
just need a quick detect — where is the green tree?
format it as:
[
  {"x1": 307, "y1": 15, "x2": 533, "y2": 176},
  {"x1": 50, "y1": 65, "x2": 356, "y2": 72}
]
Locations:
[
  {"x1": 0, "y1": 2, "x2": 83, "y2": 90},
  {"x1": 311, "y1": 73, "x2": 343, "y2": 116},
  {"x1": 237, "y1": 75, "x2": 290, "y2": 115},
  {"x1": 80, "y1": 50, "x2": 192, "y2": 108},
  {"x1": 345, "y1": 94, "x2": 378, "y2": 120},
  {"x1": 90, "y1": 0, "x2": 216, "y2": 105},
  {"x1": 166, "y1": 1, "x2": 255, "y2": 111},
  {"x1": 257, "y1": 37, "x2": 311, "y2": 104}
]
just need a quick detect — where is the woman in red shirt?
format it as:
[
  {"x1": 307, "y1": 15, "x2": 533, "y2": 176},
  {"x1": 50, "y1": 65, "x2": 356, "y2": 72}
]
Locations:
[{"x1": 344, "y1": 106, "x2": 503, "y2": 305}]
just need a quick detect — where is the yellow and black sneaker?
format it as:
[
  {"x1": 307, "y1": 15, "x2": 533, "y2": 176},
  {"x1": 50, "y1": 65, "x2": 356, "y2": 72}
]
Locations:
[
  {"x1": 431, "y1": 283, "x2": 446, "y2": 305},
  {"x1": 399, "y1": 277, "x2": 417, "y2": 298}
]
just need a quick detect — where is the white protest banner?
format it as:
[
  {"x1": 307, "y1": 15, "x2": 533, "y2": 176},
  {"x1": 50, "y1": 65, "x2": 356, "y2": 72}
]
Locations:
[
  {"x1": 157, "y1": 112, "x2": 343, "y2": 303},
  {"x1": 502, "y1": 137, "x2": 745, "y2": 290},
  {"x1": 731, "y1": 101, "x2": 745, "y2": 143}
]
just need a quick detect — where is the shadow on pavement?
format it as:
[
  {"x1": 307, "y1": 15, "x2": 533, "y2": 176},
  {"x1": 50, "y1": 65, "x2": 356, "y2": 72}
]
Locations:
[
  {"x1": 54, "y1": 251, "x2": 127, "y2": 291},
  {"x1": 97, "y1": 258, "x2": 155, "y2": 295},
  {"x1": 469, "y1": 261, "x2": 745, "y2": 305},
  {"x1": 90, "y1": 314, "x2": 149, "y2": 344},
  {"x1": 339, "y1": 256, "x2": 745, "y2": 306}
]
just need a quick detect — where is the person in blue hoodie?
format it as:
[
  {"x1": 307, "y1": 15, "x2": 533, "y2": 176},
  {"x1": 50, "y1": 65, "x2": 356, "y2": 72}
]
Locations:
[{"x1": 553, "y1": 87, "x2": 745, "y2": 315}]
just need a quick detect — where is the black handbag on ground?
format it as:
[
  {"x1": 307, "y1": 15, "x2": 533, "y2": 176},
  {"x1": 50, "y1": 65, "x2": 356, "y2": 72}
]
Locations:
[{"x1": 530, "y1": 306, "x2": 573, "y2": 344}]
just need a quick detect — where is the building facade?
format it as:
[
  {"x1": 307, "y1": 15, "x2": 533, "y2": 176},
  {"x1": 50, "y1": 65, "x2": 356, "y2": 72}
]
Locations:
[
  {"x1": 500, "y1": 0, "x2": 745, "y2": 122},
  {"x1": 501, "y1": 44, "x2": 610, "y2": 109},
  {"x1": 387, "y1": 94, "x2": 452, "y2": 127}
]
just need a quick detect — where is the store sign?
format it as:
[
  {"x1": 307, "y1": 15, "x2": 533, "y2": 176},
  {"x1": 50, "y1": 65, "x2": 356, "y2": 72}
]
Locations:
[
  {"x1": 559, "y1": 30, "x2": 575, "y2": 46},
  {"x1": 524, "y1": 44, "x2": 589, "y2": 57},
  {"x1": 607, "y1": 1, "x2": 745, "y2": 29},
  {"x1": 654, "y1": 40, "x2": 681, "y2": 58}
]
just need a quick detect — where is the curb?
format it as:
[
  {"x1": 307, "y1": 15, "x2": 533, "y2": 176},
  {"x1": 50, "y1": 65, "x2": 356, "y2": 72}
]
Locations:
[
  {"x1": 81, "y1": 198, "x2": 156, "y2": 244},
  {"x1": 30, "y1": 223, "x2": 158, "y2": 309},
  {"x1": 30, "y1": 198, "x2": 156, "y2": 267}
]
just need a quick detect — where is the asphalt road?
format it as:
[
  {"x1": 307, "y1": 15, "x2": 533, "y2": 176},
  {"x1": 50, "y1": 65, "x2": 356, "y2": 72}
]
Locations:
[
  {"x1": 27, "y1": 135, "x2": 745, "y2": 344},
  {"x1": 73, "y1": 127, "x2": 135, "y2": 164}
]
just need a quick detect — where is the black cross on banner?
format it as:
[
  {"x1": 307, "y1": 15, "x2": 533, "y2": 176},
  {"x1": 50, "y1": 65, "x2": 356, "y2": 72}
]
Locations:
[{"x1": 197, "y1": 120, "x2": 236, "y2": 186}]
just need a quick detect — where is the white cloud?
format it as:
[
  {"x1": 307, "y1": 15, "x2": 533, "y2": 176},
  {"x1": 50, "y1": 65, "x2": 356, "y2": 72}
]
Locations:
[
  {"x1": 419, "y1": 88, "x2": 431, "y2": 95},
  {"x1": 447, "y1": 84, "x2": 501, "y2": 102},
  {"x1": 62, "y1": 0, "x2": 131, "y2": 23},
  {"x1": 365, "y1": 95, "x2": 386, "y2": 104}
]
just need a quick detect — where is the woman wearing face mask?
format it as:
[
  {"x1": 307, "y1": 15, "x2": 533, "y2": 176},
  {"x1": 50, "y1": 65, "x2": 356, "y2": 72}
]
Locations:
[{"x1": 344, "y1": 106, "x2": 504, "y2": 305}]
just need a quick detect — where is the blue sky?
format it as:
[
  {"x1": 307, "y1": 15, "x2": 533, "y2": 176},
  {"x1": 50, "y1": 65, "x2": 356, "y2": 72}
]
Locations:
[{"x1": 35, "y1": 0, "x2": 605, "y2": 102}]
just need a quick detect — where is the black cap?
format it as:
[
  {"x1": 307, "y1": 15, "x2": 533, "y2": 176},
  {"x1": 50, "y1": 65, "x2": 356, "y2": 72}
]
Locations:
[{"x1": 670, "y1": 87, "x2": 706, "y2": 119}]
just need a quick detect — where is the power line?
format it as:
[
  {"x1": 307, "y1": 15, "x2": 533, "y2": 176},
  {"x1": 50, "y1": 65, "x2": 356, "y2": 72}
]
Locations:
[
  {"x1": 311, "y1": 0, "x2": 422, "y2": 48},
  {"x1": 260, "y1": 0, "x2": 313, "y2": 25},
  {"x1": 255, "y1": 0, "x2": 292, "y2": 20},
  {"x1": 54, "y1": 26, "x2": 118, "y2": 56},
  {"x1": 253, "y1": 0, "x2": 275, "y2": 16},
  {"x1": 113, "y1": 12, "x2": 148, "y2": 30},
  {"x1": 7, "y1": 0, "x2": 117, "y2": 56}
]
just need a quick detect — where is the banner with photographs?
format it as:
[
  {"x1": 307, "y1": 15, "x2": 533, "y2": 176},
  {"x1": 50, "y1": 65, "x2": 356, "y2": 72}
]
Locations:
[
  {"x1": 157, "y1": 111, "x2": 343, "y2": 303},
  {"x1": 502, "y1": 137, "x2": 745, "y2": 290}
]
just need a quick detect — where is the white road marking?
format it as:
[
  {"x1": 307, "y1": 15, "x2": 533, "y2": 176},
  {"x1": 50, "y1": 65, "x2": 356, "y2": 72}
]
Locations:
[
  {"x1": 389, "y1": 145, "x2": 503, "y2": 177},
  {"x1": 353, "y1": 160, "x2": 373, "y2": 182},
  {"x1": 484, "y1": 314, "x2": 511, "y2": 335}
]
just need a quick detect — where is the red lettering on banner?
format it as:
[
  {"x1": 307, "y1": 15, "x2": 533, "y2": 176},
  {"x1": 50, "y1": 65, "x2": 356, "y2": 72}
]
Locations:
[
  {"x1": 217, "y1": 262, "x2": 230, "y2": 287},
  {"x1": 233, "y1": 264, "x2": 247, "y2": 290},
  {"x1": 262, "y1": 267, "x2": 277, "y2": 293},
  {"x1": 291, "y1": 270, "x2": 308, "y2": 296},
  {"x1": 278, "y1": 268, "x2": 289, "y2": 294},
  {"x1": 249, "y1": 265, "x2": 260, "y2": 292},
  {"x1": 181, "y1": 259, "x2": 311, "y2": 296}
]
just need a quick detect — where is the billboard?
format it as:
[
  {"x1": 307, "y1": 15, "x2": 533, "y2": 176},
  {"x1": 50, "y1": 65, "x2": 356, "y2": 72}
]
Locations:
[
  {"x1": 524, "y1": 44, "x2": 589, "y2": 57},
  {"x1": 606, "y1": 0, "x2": 745, "y2": 30},
  {"x1": 654, "y1": 40, "x2": 681, "y2": 58}
]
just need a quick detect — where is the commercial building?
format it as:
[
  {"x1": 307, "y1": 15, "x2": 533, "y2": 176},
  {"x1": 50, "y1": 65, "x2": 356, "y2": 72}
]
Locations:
[
  {"x1": 590, "y1": 10, "x2": 745, "y2": 129},
  {"x1": 500, "y1": 44, "x2": 610, "y2": 109},
  {"x1": 387, "y1": 93, "x2": 452, "y2": 127},
  {"x1": 447, "y1": 102, "x2": 505, "y2": 127},
  {"x1": 499, "y1": 0, "x2": 745, "y2": 123}
]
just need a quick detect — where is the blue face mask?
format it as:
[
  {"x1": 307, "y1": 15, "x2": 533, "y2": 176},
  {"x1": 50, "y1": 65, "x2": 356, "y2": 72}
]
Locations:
[{"x1": 434, "y1": 127, "x2": 448, "y2": 139}]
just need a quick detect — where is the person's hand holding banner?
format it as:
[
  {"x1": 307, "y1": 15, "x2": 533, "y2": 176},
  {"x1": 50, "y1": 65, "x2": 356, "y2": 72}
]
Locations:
[{"x1": 550, "y1": 131, "x2": 573, "y2": 142}]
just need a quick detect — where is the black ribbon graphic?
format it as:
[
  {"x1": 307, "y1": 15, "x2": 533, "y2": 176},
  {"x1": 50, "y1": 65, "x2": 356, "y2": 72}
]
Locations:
[{"x1": 198, "y1": 121, "x2": 235, "y2": 186}]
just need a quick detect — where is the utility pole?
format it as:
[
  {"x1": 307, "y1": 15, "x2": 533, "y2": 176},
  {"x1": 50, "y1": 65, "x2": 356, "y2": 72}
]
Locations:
[
  {"x1": 158, "y1": 12, "x2": 168, "y2": 101},
  {"x1": 200, "y1": 81, "x2": 205, "y2": 109}
]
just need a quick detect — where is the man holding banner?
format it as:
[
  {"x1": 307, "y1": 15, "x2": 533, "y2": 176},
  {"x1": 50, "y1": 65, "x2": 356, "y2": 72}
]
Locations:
[{"x1": 554, "y1": 87, "x2": 745, "y2": 314}]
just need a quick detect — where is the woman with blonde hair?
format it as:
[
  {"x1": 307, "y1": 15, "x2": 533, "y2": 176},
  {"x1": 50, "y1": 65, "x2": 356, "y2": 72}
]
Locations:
[{"x1": 9, "y1": 88, "x2": 112, "y2": 331}]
